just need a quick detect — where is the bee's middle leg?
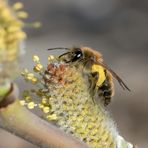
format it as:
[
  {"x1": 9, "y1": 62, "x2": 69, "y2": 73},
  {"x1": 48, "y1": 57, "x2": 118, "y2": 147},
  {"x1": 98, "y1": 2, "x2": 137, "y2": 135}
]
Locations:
[{"x1": 88, "y1": 72, "x2": 99, "y2": 103}]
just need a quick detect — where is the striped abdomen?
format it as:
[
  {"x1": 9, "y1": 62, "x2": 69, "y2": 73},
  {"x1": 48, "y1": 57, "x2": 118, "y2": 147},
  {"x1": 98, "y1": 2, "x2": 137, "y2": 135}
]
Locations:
[{"x1": 98, "y1": 70, "x2": 114, "y2": 106}]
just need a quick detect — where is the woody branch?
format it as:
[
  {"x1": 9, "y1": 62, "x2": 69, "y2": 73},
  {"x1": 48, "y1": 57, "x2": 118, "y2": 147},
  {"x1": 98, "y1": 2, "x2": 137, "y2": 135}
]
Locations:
[{"x1": 0, "y1": 83, "x2": 89, "y2": 148}]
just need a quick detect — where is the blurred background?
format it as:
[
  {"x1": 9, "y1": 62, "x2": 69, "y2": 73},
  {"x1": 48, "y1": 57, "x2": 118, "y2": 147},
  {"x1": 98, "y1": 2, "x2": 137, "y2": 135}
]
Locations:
[{"x1": 0, "y1": 0, "x2": 148, "y2": 147}]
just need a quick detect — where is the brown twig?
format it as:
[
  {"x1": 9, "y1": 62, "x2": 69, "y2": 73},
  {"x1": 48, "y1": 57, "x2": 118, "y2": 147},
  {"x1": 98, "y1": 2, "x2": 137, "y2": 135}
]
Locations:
[{"x1": 0, "y1": 83, "x2": 89, "y2": 148}]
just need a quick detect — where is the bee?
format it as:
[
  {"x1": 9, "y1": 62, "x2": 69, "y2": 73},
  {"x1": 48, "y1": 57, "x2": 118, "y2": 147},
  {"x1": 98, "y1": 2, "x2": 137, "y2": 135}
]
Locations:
[{"x1": 48, "y1": 46, "x2": 130, "y2": 106}]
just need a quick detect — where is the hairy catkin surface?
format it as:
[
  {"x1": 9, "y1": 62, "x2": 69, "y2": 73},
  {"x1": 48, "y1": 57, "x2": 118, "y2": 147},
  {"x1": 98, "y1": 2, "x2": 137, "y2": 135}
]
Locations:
[{"x1": 43, "y1": 63, "x2": 116, "y2": 148}]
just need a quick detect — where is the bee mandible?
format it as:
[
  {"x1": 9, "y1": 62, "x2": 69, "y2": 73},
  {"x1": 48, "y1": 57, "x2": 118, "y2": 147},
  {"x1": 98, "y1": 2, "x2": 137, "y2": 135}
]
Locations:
[{"x1": 48, "y1": 46, "x2": 130, "y2": 106}]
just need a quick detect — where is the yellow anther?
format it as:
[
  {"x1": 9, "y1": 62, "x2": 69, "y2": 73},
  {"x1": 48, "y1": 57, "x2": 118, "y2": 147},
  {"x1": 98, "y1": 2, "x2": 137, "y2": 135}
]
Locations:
[
  {"x1": 48, "y1": 55, "x2": 54, "y2": 61},
  {"x1": 13, "y1": 2, "x2": 23, "y2": 10},
  {"x1": 27, "y1": 102, "x2": 36, "y2": 109},
  {"x1": 17, "y1": 11, "x2": 28, "y2": 18},
  {"x1": 1, "y1": 9, "x2": 10, "y2": 19},
  {"x1": 38, "y1": 103, "x2": 44, "y2": 109},
  {"x1": 42, "y1": 98, "x2": 47, "y2": 104},
  {"x1": 26, "y1": 73, "x2": 34, "y2": 80},
  {"x1": 32, "y1": 22, "x2": 42, "y2": 28},
  {"x1": 20, "y1": 100, "x2": 26, "y2": 106},
  {"x1": 33, "y1": 55, "x2": 40, "y2": 62},
  {"x1": 15, "y1": 32, "x2": 26, "y2": 39},
  {"x1": 43, "y1": 106, "x2": 50, "y2": 113},
  {"x1": 32, "y1": 77, "x2": 38, "y2": 84},
  {"x1": 25, "y1": 96, "x2": 31, "y2": 102},
  {"x1": 34, "y1": 64, "x2": 43, "y2": 72},
  {"x1": 47, "y1": 114, "x2": 58, "y2": 120}
]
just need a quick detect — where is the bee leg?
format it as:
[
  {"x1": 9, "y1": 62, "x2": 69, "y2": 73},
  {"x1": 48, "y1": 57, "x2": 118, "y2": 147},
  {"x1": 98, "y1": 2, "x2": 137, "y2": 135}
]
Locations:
[
  {"x1": 104, "y1": 97, "x2": 111, "y2": 106},
  {"x1": 88, "y1": 72, "x2": 99, "y2": 104}
]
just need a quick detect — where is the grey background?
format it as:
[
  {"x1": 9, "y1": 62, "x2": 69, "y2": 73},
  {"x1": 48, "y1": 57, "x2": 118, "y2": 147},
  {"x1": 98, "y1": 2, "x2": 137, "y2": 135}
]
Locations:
[{"x1": 0, "y1": 0, "x2": 148, "y2": 147}]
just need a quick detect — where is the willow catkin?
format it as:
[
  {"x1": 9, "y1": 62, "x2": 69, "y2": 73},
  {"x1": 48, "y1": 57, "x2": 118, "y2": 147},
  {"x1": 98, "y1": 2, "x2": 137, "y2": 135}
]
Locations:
[{"x1": 21, "y1": 56, "x2": 133, "y2": 148}]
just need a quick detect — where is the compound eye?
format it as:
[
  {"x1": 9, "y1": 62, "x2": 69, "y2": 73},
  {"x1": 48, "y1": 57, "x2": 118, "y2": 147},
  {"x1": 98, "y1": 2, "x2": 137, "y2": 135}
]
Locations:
[
  {"x1": 71, "y1": 48, "x2": 83, "y2": 62},
  {"x1": 74, "y1": 50, "x2": 82, "y2": 58}
]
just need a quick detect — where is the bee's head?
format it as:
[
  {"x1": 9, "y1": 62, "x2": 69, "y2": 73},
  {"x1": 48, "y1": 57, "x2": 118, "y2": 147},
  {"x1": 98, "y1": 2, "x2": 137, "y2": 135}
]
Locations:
[
  {"x1": 55, "y1": 47, "x2": 83, "y2": 63},
  {"x1": 47, "y1": 47, "x2": 84, "y2": 63}
]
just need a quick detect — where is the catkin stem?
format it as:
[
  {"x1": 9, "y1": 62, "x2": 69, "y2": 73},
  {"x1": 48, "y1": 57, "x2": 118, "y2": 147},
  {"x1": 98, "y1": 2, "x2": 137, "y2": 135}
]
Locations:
[{"x1": 0, "y1": 83, "x2": 89, "y2": 148}]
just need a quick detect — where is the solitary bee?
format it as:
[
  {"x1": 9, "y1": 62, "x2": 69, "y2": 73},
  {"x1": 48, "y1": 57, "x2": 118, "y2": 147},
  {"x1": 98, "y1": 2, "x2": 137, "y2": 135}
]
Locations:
[{"x1": 48, "y1": 46, "x2": 130, "y2": 106}]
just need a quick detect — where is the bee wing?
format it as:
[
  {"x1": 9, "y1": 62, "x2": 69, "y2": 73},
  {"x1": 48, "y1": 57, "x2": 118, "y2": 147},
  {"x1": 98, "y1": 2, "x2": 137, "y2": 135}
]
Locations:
[{"x1": 95, "y1": 60, "x2": 131, "y2": 91}]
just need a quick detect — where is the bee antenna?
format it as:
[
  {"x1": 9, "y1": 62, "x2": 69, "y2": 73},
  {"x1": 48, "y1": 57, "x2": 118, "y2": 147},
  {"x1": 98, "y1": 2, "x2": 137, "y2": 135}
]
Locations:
[
  {"x1": 59, "y1": 52, "x2": 70, "y2": 58},
  {"x1": 47, "y1": 47, "x2": 69, "y2": 50}
]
